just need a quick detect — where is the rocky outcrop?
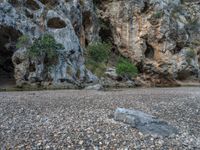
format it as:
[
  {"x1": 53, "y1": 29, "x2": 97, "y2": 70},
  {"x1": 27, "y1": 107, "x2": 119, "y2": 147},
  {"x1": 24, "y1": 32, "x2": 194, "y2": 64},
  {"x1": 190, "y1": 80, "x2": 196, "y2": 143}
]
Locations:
[
  {"x1": 0, "y1": 0, "x2": 99, "y2": 88},
  {"x1": 98, "y1": 0, "x2": 200, "y2": 85}
]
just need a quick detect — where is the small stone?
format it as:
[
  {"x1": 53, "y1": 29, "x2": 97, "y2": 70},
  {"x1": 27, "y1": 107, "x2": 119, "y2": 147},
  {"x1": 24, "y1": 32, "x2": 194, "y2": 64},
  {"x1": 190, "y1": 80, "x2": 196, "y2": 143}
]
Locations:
[
  {"x1": 157, "y1": 139, "x2": 164, "y2": 145},
  {"x1": 85, "y1": 84, "x2": 103, "y2": 90},
  {"x1": 45, "y1": 145, "x2": 50, "y2": 149},
  {"x1": 79, "y1": 140, "x2": 84, "y2": 145}
]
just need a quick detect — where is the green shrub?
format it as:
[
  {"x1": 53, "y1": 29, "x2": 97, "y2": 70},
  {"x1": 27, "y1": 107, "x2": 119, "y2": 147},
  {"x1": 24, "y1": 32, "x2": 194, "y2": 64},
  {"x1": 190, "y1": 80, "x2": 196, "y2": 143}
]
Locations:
[
  {"x1": 86, "y1": 42, "x2": 112, "y2": 63},
  {"x1": 152, "y1": 11, "x2": 163, "y2": 19},
  {"x1": 186, "y1": 17, "x2": 200, "y2": 32},
  {"x1": 79, "y1": 0, "x2": 84, "y2": 6},
  {"x1": 185, "y1": 48, "x2": 196, "y2": 59},
  {"x1": 85, "y1": 42, "x2": 111, "y2": 77},
  {"x1": 191, "y1": 39, "x2": 200, "y2": 46},
  {"x1": 180, "y1": 0, "x2": 189, "y2": 4},
  {"x1": 28, "y1": 34, "x2": 64, "y2": 63},
  {"x1": 85, "y1": 59, "x2": 106, "y2": 77},
  {"x1": 184, "y1": 48, "x2": 196, "y2": 64},
  {"x1": 16, "y1": 35, "x2": 30, "y2": 49},
  {"x1": 116, "y1": 58, "x2": 138, "y2": 79}
]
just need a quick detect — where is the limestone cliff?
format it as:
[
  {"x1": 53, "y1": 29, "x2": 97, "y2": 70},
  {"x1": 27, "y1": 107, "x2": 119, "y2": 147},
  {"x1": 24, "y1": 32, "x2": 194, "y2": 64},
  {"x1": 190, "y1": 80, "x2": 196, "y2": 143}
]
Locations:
[
  {"x1": 98, "y1": 0, "x2": 200, "y2": 86},
  {"x1": 1, "y1": 0, "x2": 200, "y2": 88},
  {"x1": 0, "y1": 0, "x2": 98, "y2": 88}
]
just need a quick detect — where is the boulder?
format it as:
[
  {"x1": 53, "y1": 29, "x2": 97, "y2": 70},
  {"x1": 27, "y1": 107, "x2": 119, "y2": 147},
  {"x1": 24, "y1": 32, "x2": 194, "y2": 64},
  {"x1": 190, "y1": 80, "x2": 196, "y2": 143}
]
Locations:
[{"x1": 114, "y1": 108, "x2": 178, "y2": 137}]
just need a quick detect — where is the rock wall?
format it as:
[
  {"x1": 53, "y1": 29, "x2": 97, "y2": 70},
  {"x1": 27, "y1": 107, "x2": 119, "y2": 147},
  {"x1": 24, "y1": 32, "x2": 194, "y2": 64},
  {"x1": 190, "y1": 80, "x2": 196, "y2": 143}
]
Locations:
[
  {"x1": 98, "y1": 0, "x2": 200, "y2": 85},
  {"x1": 1, "y1": 0, "x2": 200, "y2": 88},
  {"x1": 0, "y1": 0, "x2": 99, "y2": 88}
]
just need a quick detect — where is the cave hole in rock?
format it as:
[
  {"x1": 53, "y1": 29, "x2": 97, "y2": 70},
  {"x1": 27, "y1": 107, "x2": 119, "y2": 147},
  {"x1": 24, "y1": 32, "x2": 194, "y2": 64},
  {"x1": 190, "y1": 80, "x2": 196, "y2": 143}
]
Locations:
[
  {"x1": 177, "y1": 70, "x2": 191, "y2": 80},
  {"x1": 39, "y1": 0, "x2": 59, "y2": 7},
  {"x1": 25, "y1": 0, "x2": 40, "y2": 10},
  {"x1": 197, "y1": 50, "x2": 200, "y2": 67},
  {"x1": 82, "y1": 11, "x2": 92, "y2": 46},
  {"x1": 145, "y1": 43, "x2": 155, "y2": 59},
  {"x1": 141, "y1": 2, "x2": 149, "y2": 13},
  {"x1": 0, "y1": 26, "x2": 22, "y2": 87},
  {"x1": 173, "y1": 44, "x2": 183, "y2": 54},
  {"x1": 47, "y1": 17, "x2": 67, "y2": 29},
  {"x1": 83, "y1": 12, "x2": 92, "y2": 28},
  {"x1": 8, "y1": 0, "x2": 20, "y2": 7},
  {"x1": 136, "y1": 62, "x2": 144, "y2": 73},
  {"x1": 99, "y1": 19, "x2": 113, "y2": 43}
]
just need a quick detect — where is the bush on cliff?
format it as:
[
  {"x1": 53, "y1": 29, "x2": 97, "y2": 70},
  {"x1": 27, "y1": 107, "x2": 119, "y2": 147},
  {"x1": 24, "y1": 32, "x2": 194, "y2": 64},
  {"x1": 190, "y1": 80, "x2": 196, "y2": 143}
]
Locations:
[
  {"x1": 116, "y1": 57, "x2": 138, "y2": 79},
  {"x1": 17, "y1": 34, "x2": 64, "y2": 66},
  {"x1": 28, "y1": 34, "x2": 64, "y2": 60},
  {"x1": 16, "y1": 35, "x2": 30, "y2": 49},
  {"x1": 85, "y1": 42, "x2": 112, "y2": 77},
  {"x1": 86, "y1": 42, "x2": 111, "y2": 63}
]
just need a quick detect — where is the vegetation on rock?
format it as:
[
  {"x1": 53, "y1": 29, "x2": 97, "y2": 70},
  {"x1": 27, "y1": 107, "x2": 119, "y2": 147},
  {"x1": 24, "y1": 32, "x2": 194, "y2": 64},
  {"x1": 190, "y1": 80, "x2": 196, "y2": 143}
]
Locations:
[
  {"x1": 16, "y1": 35, "x2": 30, "y2": 49},
  {"x1": 152, "y1": 11, "x2": 163, "y2": 19},
  {"x1": 86, "y1": 42, "x2": 111, "y2": 63},
  {"x1": 28, "y1": 34, "x2": 63, "y2": 59},
  {"x1": 85, "y1": 42, "x2": 139, "y2": 79},
  {"x1": 17, "y1": 34, "x2": 64, "y2": 66},
  {"x1": 116, "y1": 58, "x2": 138, "y2": 79},
  {"x1": 185, "y1": 48, "x2": 196, "y2": 64},
  {"x1": 85, "y1": 42, "x2": 112, "y2": 77}
]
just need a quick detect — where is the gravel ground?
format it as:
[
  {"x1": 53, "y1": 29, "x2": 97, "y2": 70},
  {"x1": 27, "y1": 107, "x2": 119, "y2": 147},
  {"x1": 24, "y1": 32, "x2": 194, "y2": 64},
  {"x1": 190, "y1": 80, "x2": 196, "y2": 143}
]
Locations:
[{"x1": 0, "y1": 87, "x2": 200, "y2": 149}]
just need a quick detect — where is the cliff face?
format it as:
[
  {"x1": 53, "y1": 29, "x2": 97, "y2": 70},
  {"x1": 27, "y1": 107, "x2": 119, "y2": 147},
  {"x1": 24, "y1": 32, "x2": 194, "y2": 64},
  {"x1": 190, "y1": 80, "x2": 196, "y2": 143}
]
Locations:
[
  {"x1": 98, "y1": 0, "x2": 200, "y2": 85},
  {"x1": 0, "y1": 0, "x2": 99, "y2": 88},
  {"x1": 0, "y1": 0, "x2": 200, "y2": 88}
]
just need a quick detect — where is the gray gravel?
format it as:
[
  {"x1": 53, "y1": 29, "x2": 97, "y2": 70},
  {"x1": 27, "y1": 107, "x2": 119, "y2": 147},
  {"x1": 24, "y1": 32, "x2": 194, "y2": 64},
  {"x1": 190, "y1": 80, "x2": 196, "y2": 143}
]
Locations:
[{"x1": 0, "y1": 87, "x2": 200, "y2": 149}]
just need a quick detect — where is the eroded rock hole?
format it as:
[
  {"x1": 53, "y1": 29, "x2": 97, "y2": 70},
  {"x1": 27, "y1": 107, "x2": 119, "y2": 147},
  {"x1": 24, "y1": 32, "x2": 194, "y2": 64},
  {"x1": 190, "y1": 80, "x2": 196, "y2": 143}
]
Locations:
[
  {"x1": 8, "y1": 0, "x2": 20, "y2": 7},
  {"x1": 145, "y1": 43, "x2": 154, "y2": 59},
  {"x1": 83, "y1": 12, "x2": 92, "y2": 28},
  {"x1": 47, "y1": 18, "x2": 67, "y2": 29},
  {"x1": 173, "y1": 45, "x2": 182, "y2": 54},
  {"x1": 25, "y1": 0, "x2": 40, "y2": 10},
  {"x1": 39, "y1": 0, "x2": 59, "y2": 7},
  {"x1": 99, "y1": 19, "x2": 113, "y2": 43},
  {"x1": 141, "y1": 2, "x2": 149, "y2": 13},
  {"x1": 177, "y1": 70, "x2": 191, "y2": 80},
  {"x1": 0, "y1": 26, "x2": 22, "y2": 87},
  {"x1": 82, "y1": 11, "x2": 92, "y2": 46},
  {"x1": 29, "y1": 63, "x2": 36, "y2": 72}
]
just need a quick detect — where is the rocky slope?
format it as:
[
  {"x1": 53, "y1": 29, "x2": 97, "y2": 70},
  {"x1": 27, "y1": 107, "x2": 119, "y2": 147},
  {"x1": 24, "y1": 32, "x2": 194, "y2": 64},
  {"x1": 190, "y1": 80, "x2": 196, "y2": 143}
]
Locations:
[{"x1": 0, "y1": 0, "x2": 200, "y2": 88}]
